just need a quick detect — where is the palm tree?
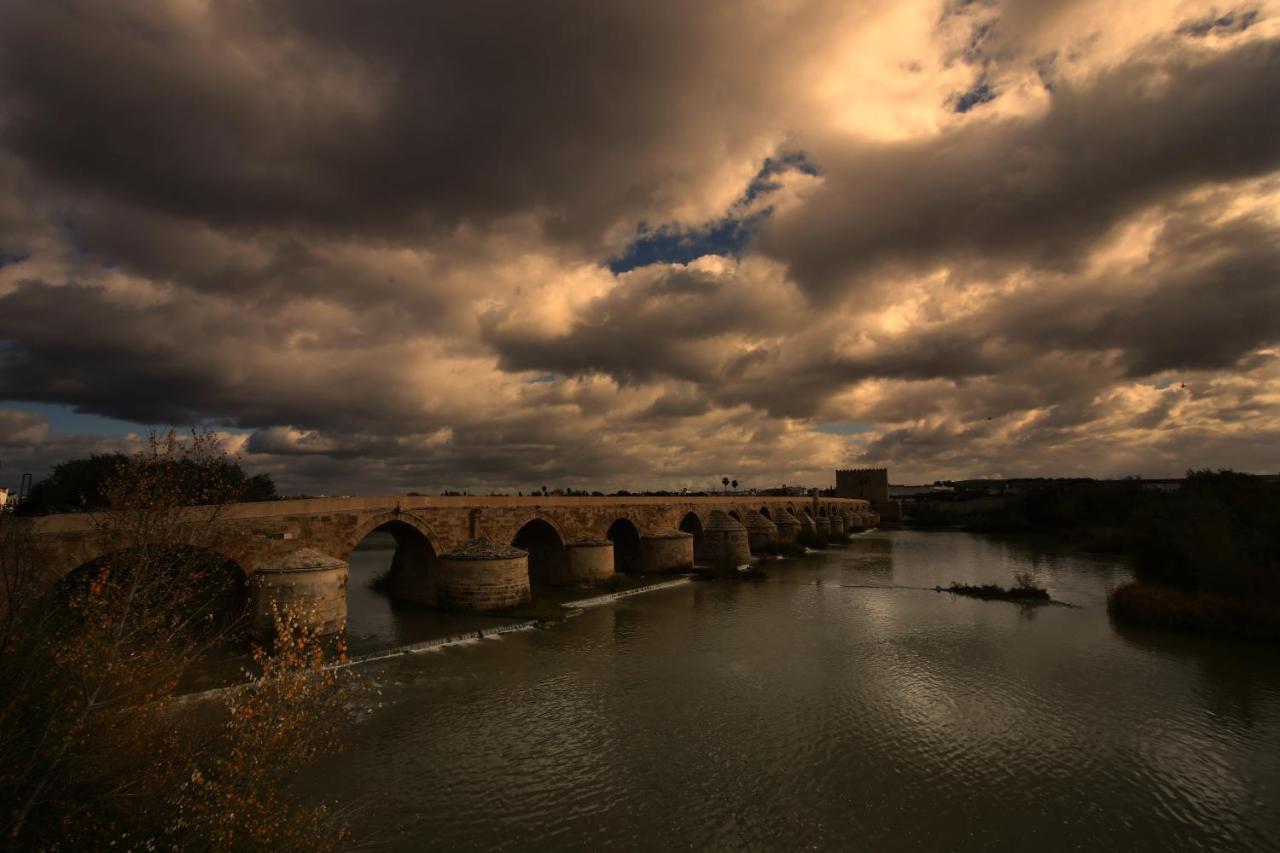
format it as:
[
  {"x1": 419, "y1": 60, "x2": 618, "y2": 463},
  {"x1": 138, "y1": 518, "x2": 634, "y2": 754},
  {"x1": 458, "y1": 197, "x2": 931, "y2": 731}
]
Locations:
[
  {"x1": 721, "y1": 476, "x2": 729, "y2": 495},
  {"x1": 731, "y1": 479, "x2": 739, "y2": 492}
]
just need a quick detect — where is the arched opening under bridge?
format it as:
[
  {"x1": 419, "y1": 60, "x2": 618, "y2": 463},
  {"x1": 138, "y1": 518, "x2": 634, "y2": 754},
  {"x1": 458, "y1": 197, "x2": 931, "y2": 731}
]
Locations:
[
  {"x1": 728, "y1": 510, "x2": 742, "y2": 522},
  {"x1": 759, "y1": 506, "x2": 772, "y2": 519},
  {"x1": 512, "y1": 519, "x2": 566, "y2": 585},
  {"x1": 347, "y1": 519, "x2": 439, "y2": 648},
  {"x1": 679, "y1": 512, "x2": 704, "y2": 560},
  {"x1": 58, "y1": 545, "x2": 247, "y2": 645},
  {"x1": 607, "y1": 518, "x2": 642, "y2": 573}
]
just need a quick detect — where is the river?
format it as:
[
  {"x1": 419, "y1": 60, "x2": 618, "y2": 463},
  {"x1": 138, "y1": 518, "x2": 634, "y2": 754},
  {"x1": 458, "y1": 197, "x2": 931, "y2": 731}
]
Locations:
[{"x1": 306, "y1": 530, "x2": 1280, "y2": 851}]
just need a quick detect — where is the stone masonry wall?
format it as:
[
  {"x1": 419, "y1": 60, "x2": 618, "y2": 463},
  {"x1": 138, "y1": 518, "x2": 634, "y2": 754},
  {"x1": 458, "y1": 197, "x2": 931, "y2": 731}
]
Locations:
[{"x1": 20, "y1": 495, "x2": 872, "y2": 584}]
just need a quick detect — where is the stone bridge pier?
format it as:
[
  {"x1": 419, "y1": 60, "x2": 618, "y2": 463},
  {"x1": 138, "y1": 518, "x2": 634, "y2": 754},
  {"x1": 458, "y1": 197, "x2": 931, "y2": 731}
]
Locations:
[{"x1": 18, "y1": 494, "x2": 872, "y2": 638}]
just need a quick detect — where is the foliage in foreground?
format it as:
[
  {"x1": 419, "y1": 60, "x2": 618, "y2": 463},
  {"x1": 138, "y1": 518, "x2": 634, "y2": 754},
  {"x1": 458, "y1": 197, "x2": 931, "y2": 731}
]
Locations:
[{"x1": 1, "y1": 431, "x2": 354, "y2": 850}]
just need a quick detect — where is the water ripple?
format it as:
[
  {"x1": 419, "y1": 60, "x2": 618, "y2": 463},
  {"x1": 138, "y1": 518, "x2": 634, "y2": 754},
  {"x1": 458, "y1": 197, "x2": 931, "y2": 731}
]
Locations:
[{"x1": 297, "y1": 531, "x2": 1280, "y2": 852}]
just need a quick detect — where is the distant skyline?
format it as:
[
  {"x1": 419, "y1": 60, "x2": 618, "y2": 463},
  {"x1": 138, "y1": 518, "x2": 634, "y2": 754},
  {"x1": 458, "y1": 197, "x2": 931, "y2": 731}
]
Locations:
[{"x1": 2, "y1": 1, "x2": 1278, "y2": 495}]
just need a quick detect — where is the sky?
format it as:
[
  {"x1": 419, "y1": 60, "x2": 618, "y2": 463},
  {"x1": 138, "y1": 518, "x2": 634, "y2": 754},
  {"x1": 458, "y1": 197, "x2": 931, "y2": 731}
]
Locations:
[{"x1": 1, "y1": 0, "x2": 1278, "y2": 495}]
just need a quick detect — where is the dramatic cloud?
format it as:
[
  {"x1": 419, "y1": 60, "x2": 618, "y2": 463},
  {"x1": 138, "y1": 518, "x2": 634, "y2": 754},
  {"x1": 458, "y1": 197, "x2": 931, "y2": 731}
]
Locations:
[
  {"x1": 1, "y1": 0, "x2": 1277, "y2": 493},
  {"x1": 760, "y1": 38, "x2": 1280, "y2": 299}
]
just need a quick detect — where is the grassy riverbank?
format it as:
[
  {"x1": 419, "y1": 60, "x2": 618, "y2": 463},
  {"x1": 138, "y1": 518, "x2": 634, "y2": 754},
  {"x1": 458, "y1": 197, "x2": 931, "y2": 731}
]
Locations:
[{"x1": 1107, "y1": 582, "x2": 1280, "y2": 643}]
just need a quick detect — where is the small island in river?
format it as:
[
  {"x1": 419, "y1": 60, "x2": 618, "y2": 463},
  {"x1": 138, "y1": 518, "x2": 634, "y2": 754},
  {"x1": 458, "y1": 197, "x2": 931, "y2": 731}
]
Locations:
[{"x1": 937, "y1": 574, "x2": 1052, "y2": 604}]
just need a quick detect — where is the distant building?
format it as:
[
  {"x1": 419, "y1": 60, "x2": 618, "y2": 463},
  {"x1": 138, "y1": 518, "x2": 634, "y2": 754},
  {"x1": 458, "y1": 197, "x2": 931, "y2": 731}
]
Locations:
[
  {"x1": 836, "y1": 468, "x2": 903, "y2": 521},
  {"x1": 759, "y1": 485, "x2": 808, "y2": 496},
  {"x1": 836, "y1": 468, "x2": 889, "y2": 504},
  {"x1": 888, "y1": 484, "x2": 953, "y2": 498}
]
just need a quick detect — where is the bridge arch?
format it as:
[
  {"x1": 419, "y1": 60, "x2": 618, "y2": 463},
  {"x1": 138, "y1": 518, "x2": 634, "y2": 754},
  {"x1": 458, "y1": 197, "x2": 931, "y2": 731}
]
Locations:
[
  {"x1": 344, "y1": 512, "x2": 442, "y2": 605},
  {"x1": 595, "y1": 508, "x2": 644, "y2": 538},
  {"x1": 818, "y1": 505, "x2": 828, "y2": 516},
  {"x1": 678, "y1": 511, "x2": 705, "y2": 557},
  {"x1": 512, "y1": 518, "x2": 567, "y2": 585},
  {"x1": 60, "y1": 544, "x2": 248, "y2": 634},
  {"x1": 606, "y1": 517, "x2": 642, "y2": 573},
  {"x1": 342, "y1": 511, "x2": 443, "y2": 562},
  {"x1": 728, "y1": 509, "x2": 742, "y2": 523},
  {"x1": 759, "y1": 506, "x2": 772, "y2": 519}
]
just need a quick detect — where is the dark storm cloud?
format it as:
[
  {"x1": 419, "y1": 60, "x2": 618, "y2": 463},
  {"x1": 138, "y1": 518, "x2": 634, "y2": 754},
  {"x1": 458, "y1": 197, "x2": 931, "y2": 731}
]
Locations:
[
  {"x1": 1008, "y1": 217, "x2": 1280, "y2": 376},
  {"x1": 810, "y1": 208, "x2": 1280, "y2": 397},
  {"x1": 481, "y1": 262, "x2": 797, "y2": 384},
  {"x1": 1, "y1": 0, "x2": 1277, "y2": 490},
  {"x1": 0, "y1": 0, "x2": 821, "y2": 252},
  {"x1": 482, "y1": 190, "x2": 1280, "y2": 426},
  {"x1": 1177, "y1": 8, "x2": 1261, "y2": 37},
  {"x1": 0, "y1": 279, "x2": 439, "y2": 431},
  {"x1": 760, "y1": 37, "x2": 1280, "y2": 300},
  {"x1": 643, "y1": 387, "x2": 715, "y2": 420}
]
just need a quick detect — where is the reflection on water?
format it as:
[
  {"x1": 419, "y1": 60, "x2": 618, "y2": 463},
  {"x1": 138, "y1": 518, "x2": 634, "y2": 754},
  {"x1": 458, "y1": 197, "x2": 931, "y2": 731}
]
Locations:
[{"x1": 309, "y1": 531, "x2": 1280, "y2": 851}]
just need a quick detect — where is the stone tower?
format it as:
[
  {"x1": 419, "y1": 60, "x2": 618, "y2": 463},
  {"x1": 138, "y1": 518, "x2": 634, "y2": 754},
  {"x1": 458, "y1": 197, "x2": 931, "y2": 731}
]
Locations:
[
  {"x1": 835, "y1": 468, "x2": 889, "y2": 503},
  {"x1": 835, "y1": 468, "x2": 901, "y2": 522}
]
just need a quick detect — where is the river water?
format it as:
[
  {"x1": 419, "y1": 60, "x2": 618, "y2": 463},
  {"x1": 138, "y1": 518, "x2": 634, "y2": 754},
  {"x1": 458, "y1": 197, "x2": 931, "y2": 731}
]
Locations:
[{"x1": 308, "y1": 530, "x2": 1280, "y2": 851}]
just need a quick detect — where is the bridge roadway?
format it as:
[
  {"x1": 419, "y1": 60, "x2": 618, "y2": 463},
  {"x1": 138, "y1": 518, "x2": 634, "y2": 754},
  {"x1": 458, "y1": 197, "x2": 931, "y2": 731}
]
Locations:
[{"x1": 19, "y1": 494, "x2": 876, "y2": 636}]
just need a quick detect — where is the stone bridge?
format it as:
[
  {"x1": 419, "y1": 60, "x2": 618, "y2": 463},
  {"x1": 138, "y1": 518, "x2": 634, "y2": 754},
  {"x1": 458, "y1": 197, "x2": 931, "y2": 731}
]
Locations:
[{"x1": 18, "y1": 494, "x2": 876, "y2": 636}]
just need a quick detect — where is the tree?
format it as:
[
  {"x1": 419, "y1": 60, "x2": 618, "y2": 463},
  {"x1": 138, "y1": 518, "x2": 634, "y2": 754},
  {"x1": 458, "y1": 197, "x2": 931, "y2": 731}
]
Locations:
[
  {"x1": 18, "y1": 449, "x2": 277, "y2": 516},
  {"x1": 722, "y1": 477, "x2": 730, "y2": 495},
  {"x1": 731, "y1": 479, "x2": 739, "y2": 492},
  {"x1": 0, "y1": 430, "x2": 354, "y2": 849},
  {"x1": 15, "y1": 452, "x2": 127, "y2": 516}
]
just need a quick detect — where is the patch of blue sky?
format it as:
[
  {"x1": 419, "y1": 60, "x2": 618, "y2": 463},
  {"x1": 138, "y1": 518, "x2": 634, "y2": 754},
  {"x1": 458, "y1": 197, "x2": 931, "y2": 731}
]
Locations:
[
  {"x1": 813, "y1": 420, "x2": 876, "y2": 436},
  {"x1": 608, "y1": 216, "x2": 763, "y2": 274},
  {"x1": 2, "y1": 401, "x2": 147, "y2": 437},
  {"x1": 527, "y1": 373, "x2": 557, "y2": 384},
  {"x1": 608, "y1": 152, "x2": 817, "y2": 274},
  {"x1": 952, "y1": 79, "x2": 997, "y2": 112},
  {"x1": 0, "y1": 400, "x2": 252, "y2": 438},
  {"x1": 742, "y1": 151, "x2": 818, "y2": 202}
]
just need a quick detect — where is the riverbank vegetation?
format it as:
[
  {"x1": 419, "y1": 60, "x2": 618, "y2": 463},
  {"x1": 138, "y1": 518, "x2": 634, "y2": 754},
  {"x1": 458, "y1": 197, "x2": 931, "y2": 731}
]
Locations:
[
  {"x1": 939, "y1": 572, "x2": 1051, "y2": 604},
  {"x1": 908, "y1": 471, "x2": 1280, "y2": 642},
  {"x1": 906, "y1": 478, "x2": 1154, "y2": 553},
  {"x1": 1, "y1": 432, "x2": 355, "y2": 849},
  {"x1": 1107, "y1": 470, "x2": 1280, "y2": 643},
  {"x1": 1107, "y1": 582, "x2": 1280, "y2": 643}
]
